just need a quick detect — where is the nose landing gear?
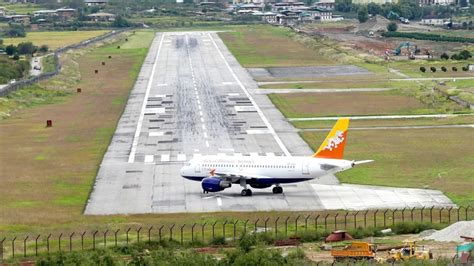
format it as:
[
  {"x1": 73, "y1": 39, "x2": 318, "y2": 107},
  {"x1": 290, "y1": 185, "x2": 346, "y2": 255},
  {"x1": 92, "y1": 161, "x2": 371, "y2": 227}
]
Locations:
[
  {"x1": 272, "y1": 186, "x2": 283, "y2": 194},
  {"x1": 241, "y1": 189, "x2": 252, "y2": 196}
]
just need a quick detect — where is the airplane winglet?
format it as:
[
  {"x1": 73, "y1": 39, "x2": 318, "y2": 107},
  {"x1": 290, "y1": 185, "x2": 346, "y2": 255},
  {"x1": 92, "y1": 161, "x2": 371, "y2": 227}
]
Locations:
[{"x1": 353, "y1": 160, "x2": 374, "y2": 166}]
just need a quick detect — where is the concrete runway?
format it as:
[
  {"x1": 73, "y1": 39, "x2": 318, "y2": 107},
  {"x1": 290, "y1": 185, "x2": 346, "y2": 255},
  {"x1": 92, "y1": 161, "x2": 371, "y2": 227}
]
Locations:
[{"x1": 85, "y1": 32, "x2": 455, "y2": 215}]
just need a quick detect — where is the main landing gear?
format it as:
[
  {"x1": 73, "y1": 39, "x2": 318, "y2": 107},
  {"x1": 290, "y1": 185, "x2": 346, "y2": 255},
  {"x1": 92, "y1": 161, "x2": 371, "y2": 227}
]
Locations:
[
  {"x1": 272, "y1": 186, "x2": 283, "y2": 194},
  {"x1": 241, "y1": 189, "x2": 252, "y2": 197}
]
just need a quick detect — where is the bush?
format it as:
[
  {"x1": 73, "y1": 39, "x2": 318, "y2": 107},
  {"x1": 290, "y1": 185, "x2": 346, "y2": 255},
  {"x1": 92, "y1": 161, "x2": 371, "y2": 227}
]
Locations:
[
  {"x1": 452, "y1": 66, "x2": 458, "y2": 71},
  {"x1": 459, "y1": 50, "x2": 472, "y2": 60},
  {"x1": 358, "y1": 6, "x2": 369, "y2": 23},
  {"x1": 238, "y1": 234, "x2": 256, "y2": 252},
  {"x1": 387, "y1": 22, "x2": 398, "y2": 32},
  {"x1": 38, "y1": 45, "x2": 49, "y2": 53},
  {"x1": 440, "y1": 52, "x2": 449, "y2": 60},
  {"x1": 420, "y1": 66, "x2": 426, "y2": 72},
  {"x1": 209, "y1": 236, "x2": 226, "y2": 245},
  {"x1": 451, "y1": 54, "x2": 460, "y2": 60},
  {"x1": 462, "y1": 66, "x2": 469, "y2": 71},
  {"x1": 382, "y1": 32, "x2": 474, "y2": 43},
  {"x1": 441, "y1": 66, "x2": 447, "y2": 72},
  {"x1": 430, "y1": 66, "x2": 437, "y2": 72},
  {"x1": 391, "y1": 222, "x2": 441, "y2": 234}
]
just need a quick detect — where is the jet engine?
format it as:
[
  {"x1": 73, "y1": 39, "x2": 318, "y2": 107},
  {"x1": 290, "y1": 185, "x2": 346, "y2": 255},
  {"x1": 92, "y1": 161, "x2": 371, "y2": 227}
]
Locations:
[{"x1": 201, "y1": 177, "x2": 231, "y2": 192}]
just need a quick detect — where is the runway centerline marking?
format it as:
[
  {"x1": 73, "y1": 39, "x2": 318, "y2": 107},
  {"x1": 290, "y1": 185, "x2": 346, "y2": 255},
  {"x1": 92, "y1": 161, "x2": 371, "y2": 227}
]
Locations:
[
  {"x1": 208, "y1": 33, "x2": 291, "y2": 156},
  {"x1": 128, "y1": 33, "x2": 165, "y2": 163}
]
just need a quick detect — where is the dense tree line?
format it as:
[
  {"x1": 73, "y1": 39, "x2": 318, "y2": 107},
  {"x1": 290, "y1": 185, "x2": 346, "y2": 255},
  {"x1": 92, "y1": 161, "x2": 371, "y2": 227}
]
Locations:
[{"x1": 0, "y1": 57, "x2": 30, "y2": 84}]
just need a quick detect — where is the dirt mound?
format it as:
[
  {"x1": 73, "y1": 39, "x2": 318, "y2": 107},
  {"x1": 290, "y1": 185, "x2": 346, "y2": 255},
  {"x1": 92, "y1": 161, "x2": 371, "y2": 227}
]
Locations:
[{"x1": 424, "y1": 221, "x2": 474, "y2": 242}]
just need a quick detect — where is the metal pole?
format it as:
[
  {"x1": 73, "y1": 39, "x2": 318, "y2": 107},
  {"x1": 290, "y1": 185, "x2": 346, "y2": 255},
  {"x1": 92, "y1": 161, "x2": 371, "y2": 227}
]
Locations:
[
  {"x1": 81, "y1": 232, "x2": 86, "y2": 250},
  {"x1": 180, "y1": 224, "x2": 185, "y2": 245},
  {"x1": 254, "y1": 219, "x2": 260, "y2": 234},
  {"x1": 373, "y1": 210, "x2": 378, "y2": 228},
  {"x1": 457, "y1": 207, "x2": 460, "y2": 222},
  {"x1": 114, "y1": 229, "x2": 120, "y2": 247},
  {"x1": 305, "y1": 215, "x2": 310, "y2": 232},
  {"x1": 35, "y1": 235, "x2": 40, "y2": 256},
  {"x1": 212, "y1": 222, "x2": 217, "y2": 240},
  {"x1": 430, "y1": 207, "x2": 434, "y2": 223},
  {"x1": 92, "y1": 231, "x2": 98, "y2": 250},
  {"x1": 191, "y1": 224, "x2": 196, "y2": 243},
  {"x1": 243, "y1": 220, "x2": 249, "y2": 235},
  {"x1": 201, "y1": 223, "x2": 206, "y2": 242},
  {"x1": 137, "y1": 227, "x2": 142, "y2": 243},
  {"x1": 159, "y1": 225, "x2": 164, "y2": 242},
  {"x1": 402, "y1": 208, "x2": 406, "y2": 223},
  {"x1": 23, "y1": 236, "x2": 29, "y2": 257},
  {"x1": 421, "y1": 207, "x2": 425, "y2": 223},
  {"x1": 58, "y1": 233, "x2": 63, "y2": 252},
  {"x1": 411, "y1": 207, "x2": 415, "y2": 222},
  {"x1": 324, "y1": 214, "x2": 329, "y2": 232},
  {"x1": 295, "y1": 215, "x2": 300, "y2": 234},
  {"x1": 383, "y1": 210, "x2": 389, "y2": 227},
  {"x1": 364, "y1": 211, "x2": 369, "y2": 228},
  {"x1": 466, "y1": 206, "x2": 470, "y2": 221},
  {"x1": 12, "y1": 237, "x2": 16, "y2": 258},
  {"x1": 448, "y1": 207, "x2": 453, "y2": 224},
  {"x1": 69, "y1": 232, "x2": 74, "y2": 252},
  {"x1": 47, "y1": 234, "x2": 52, "y2": 253},
  {"x1": 275, "y1": 217, "x2": 280, "y2": 237},
  {"x1": 233, "y1": 221, "x2": 238, "y2": 241},
  {"x1": 1, "y1": 237, "x2": 5, "y2": 262},
  {"x1": 353, "y1": 211, "x2": 359, "y2": 228},
  {"x1": 126, "y1": 228, "x2": 131, "y2": 245},
  {"x1": 285, "y1": 217, "x2": 290, "y2": 237},
  {"x1": 392, "y1": 209, "x2": 397, "y2": 226},
  {"x1": 315, "y1": 215, "x2": 320, "y2": 232},
  {"x1": 439, "y1": 208, "x2": 444, "y2": 223},
  {"x1": 223, "y1": 220, "x2": 227, "y2": 238},
  {"x1": 264, "y1": 218, "x2": 269, "y2": 233},
  {"x1": 103, "y1": 230, "x2": 108, "y2": 248},
  {"x1": 148, "y1": 226, "x2": 153, "y2": 244},
  {"x1": 169, "y1": 224, "x2": 175, "y2": 241},
  {"x1": 344, "y1": 212, "x2": 349, "y2": 229}
]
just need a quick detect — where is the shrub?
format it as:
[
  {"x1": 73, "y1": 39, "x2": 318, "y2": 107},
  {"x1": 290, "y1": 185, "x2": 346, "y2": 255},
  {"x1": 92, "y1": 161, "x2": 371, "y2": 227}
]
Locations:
[
  {"x1": 239, "y1": 234, "x2": 256, "y2": 252},
  {"x1": 420, "y1": 66, "x2": 426, "y2": 72},
  {"x1": 430, "y1": 66, "x2": 437, "y2": 72},
  {"x1": 441, "y1": 66, "x2": 447, "y2": 72},
  {"x1": 209, "y1": 236, "x2": 226, "y2": 245},
  {"x1": 440, "y1": 52, "x2": 449, "y2": 60},
  {"x1": 459, "y1": 50, "x2": 472, "y2": 60},
  {"x1": 451, "y1": 54, "x2": 460, "y2": 60},
  {"x1": 462, "y1": 66, "x2": 469, "y2": 71},
  {"x1": 387, "y1": 22, "x2": 398, "y2": 32},
  {"x1": 391, "y1": 222, "x2": 441, "y2": 234},
  {"x1": 358, "y1": 6, "x2": 369, "y2": 23},
  {"x1": 452, "y1": 66, "x2": 458, "y2": 71},
  {"x1": 381, "y1": 32, "x2": 474, "y2": 43}
]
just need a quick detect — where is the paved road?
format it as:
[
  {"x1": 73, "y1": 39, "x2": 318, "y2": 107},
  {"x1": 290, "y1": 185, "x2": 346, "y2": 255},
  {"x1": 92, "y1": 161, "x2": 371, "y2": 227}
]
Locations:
[
  {"x1": 85, "y1": 32, "x2": 455, "y2": 215},
  {"x1": 30, "y1": 56, "x2": 42, "y2": 76}
]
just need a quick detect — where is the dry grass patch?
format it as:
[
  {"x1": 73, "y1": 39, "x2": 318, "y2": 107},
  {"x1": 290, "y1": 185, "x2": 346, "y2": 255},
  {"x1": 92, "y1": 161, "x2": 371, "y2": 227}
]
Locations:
[
  {"x1": 268, "y1": 91, "x2": 435, "y2": 118},
  {"x1": 301, "y1": 128, "x2": 474, "y2": 205}
]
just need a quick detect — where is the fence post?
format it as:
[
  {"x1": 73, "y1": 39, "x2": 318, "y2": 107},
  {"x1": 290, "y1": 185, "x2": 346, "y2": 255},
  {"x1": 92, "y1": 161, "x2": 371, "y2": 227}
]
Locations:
[
  {"x1": 466, "y1": 206, "x2": 471, "y2": 221},
  {"x1": 439, "y1": 208, "x2": 444, "y2": 223},
  {"x1": 69, "y1": 232, "x2": 74, "y2": 252},
  {"x1": 159, "y1": 225, "x2": 164, "y2": 242},
  {"x1": 35, "y1": 235, "x2": 40, "y2": 256},
  {"x1": 169, "y1": 224, "x2": 175, "y2": 241},
  {"x1": 233, "y1": 221, "x2": 238, "y2": 241},
  {"x1": 223, "y1": 220, "x2": 227, "y2": 238},
  {"x1": 344, "y1": 212, "x2": 349, "y2": 229},
  {"x1": 418, "y1": 207, "x2": 423, "y2": 222},
  {"x1": 114, "y1": 229, "x2": 120, "y2": 247},
  {"x1": 148, "y1": 226, "x2": 153, "y2": 244},
  {"x1": 383, "y1": 210, "x2": 388, "y2": 227},
  {"x1": 1, "y1": 237, "x2": 5, "y2": 262},
  {"x1": 430, "y1": 207, "x2": 434, "y2": 223},
  {"x1": 92, "y1": 231, "x2": 98, "y2": 250},
  {"x1": 126, "y1": 228, "x2": 131, "y2": 245},
  {"x1": 315, "y1": 215, "x2": 320, "y2": 232},
  {"x1": 448, "y1": 207, "x2": 453, "y2": 224},
  {"x1": 80, "y1": 232, "x2": 86, "y2": 250},
  {"x1": 402, "y1": 208, "x2": 406, "y2": 223},
  {"x1": 23, "y1": 236, "x2": 29, "y2": 257},
  {"x1": 295, "y1": 215, "x2": 301, "y2": 234},
  {"x1": 410, "y1": 207, "x2": 415, "y2": 222},
  {"x1": 264, "y1": 218, "x2": 270, "y2": 233},
  {"x1": 305, "y1": 215, "x2": 310, "y2": 232},
  {"x1": 191, "y1": 224, "x2": 196, "y2": 243},
  {"x1": 58, "y1": 233, "x2": 63, "y2": 252},
  {"x1": 180, "y1": 224, "x2": 185, "y2": 245},
  {"x1": 353, "y1": 211, "x2": 359, "y2": 228},
  {"x1": 212, "y1": 222, "x2": 217, "y2": 240},
  {"x1": 254, "y1": 219, "x2": 260, "y2": 234},
  {"x1": 324, "y1": 214, "x2": 329, "y2": 232},
  {"x1": 457, "y1": 207, "x2": 460, "y2": 222},
  {"x1": 373, "y1": 210, "x2": 378, "y2": 228},
  {"x1": 47, "y1": 234, "x2": 52, "y2": 253},
  {"x1": 275, "y1": 217, "x2": 280, "y2": 237},
  {"x1": 134, "y1": 227, "x2": 140, "y2": 243},
  {"x1": 392, "y1": 209, "x2": 397, "y2": 226},
  {"x1": 201, "y1": 223, "x2": 206, "y2": 242},
  {"x1": 363, "y1": 211, "x2": 369, "y2": 228},
  {"x1": 103, "y1": 230, "x2": 108, "y2": 248},
  {"x1": 243, "y1": 220, "x2": 249, "y2": 236},
  {"x1": 12, "y1": 237, "x2": 17, "y2": 258},
  {"x1": 334, "y1": 213, "x2": 339, "y2": 230},
  {"x1": 285, "y1": 217, "x2": 290, "y2": 237}
]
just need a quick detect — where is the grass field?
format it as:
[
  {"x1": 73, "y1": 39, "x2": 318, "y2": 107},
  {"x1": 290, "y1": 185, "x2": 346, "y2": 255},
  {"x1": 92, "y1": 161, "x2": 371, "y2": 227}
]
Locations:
[
  {"x1": 390, "y1": 60, "x2": 474, "y2": 78},
  {"x1": 268, "y1": 90, "x2": 444, "y2": 118},
  {"x1": 0, "y1": 30, "x2": 155, "y2": 233},
  {"x1": 3, "y1": 30, "x2": 109, "y2": 50},
  {"x1": 300, "y1": 128, "x2": 474, "y2": 205},
  {"x1": 219, "y1": 25, "x2": 336, "y2": 67},
  {"x1": 2, "y1": 3, "x2": 43, "y2": 14}
]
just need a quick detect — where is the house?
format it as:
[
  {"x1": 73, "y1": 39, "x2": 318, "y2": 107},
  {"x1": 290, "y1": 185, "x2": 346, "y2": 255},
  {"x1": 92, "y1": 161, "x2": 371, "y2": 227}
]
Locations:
[
  {"x1": 56, "y1": 8, "x2": 76, "y2": 21},
  {"x1": 7, "y1": 14, "x2": 30, "y2": 23},
  {"x1": 33, "y1": 10, "x2": 57, "y2": 17},
  {"x1": 313, "y1": 0, "x2": 335, "y2": 10},
  {"x1": 261, "y1": 11, "x2": 277, "y2": 23},
  {"x1": 420, "y1": 18, "x2": 448, "y2": 25},
  {"x1": 87, "y1": 12, "x2": 115, "y2": 22},
  {"x1": 238, "y1": 3, "x2": 262, "y2": 11},
  {"x1": 306, "y1": 7, "x2": 332, "y2": 21},
  {"x1": 84, "y1": 0, "x2": 107, "y2": 6},
  {"x1": 419, "y1": 0, "x2": 453, "y2": 4},
  {"x1": 0, "y1": 7, "x2": 6, "y2": 17}
]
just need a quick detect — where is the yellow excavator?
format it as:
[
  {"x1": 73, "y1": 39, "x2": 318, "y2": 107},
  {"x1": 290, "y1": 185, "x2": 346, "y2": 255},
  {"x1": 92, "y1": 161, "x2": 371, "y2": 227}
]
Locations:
[{"x1": 386, "y1": 242, "x2": 433, "y2": 263}]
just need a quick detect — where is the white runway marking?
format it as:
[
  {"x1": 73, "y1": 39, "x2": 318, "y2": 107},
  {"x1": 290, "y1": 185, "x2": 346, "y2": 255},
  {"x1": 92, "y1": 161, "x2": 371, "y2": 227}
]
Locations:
[
  {"x1": 266, "y1": 152, "x2": 275, "y2": 156},
  {"x1": 149, "y1": 132, "x2": 164, "y2": 137},
  {"x1": 200, "y1": 117, "x2": 205, "y2": 123},
  {"x1": 217, "y1": 197, "x2": 222, "y2": 207},
  {"x1": 202, "y1": 125, "x2": 206, "y2": 130},
  {"x1": 203, "y1": 132, "x2": 208, "y2": 138},
  {"x1": 144, "y1": 155, "x2": 154, "y2": 164},
  {"x1": 199, "y1": 111, "x2": 203, "y2": 116},
  {"x1": 234, "y1": 153, "x2": 242, "y2": 156},
  {"x1": 246, "y1": 129, "x2": 271, "y2": 135},
  {"x1": 193, "y1": 153, "x2": 202, "y2": 158},
  {"x1": 234, "y1": 106, "x2": 256, "y2": 112},
  {"x1": 217, "y1": 153, "x2": 226, "y2": 157},
  {"x1": 205, "y1": 141, "x2": 209, "y2": 147},
  {"x1": 128, "y1": 33, "x2": 165, "y2": 163},
  {"x1": 145, "y1": 108, "x2": 165, "y2": 114},
  {"x1": 161, "y1": 154, "x2": 170, "y2": 162},
  {"x1": 156, "y1": 84, "x2": 168, "y2": 87},
  {"x1": 154, "y1": 94, "x2": 166, "y2": 98},
  {"x1": 250, "y1": 152, "x2": 259, "y2": 157},
  {"x1": 228, "y1": 93, "x2": 239, "y2": 96},
  {"x1": 208, "y1": 33, "x2": 291, "y2": 157},
  {"x1": 177, "y1": 154, "x2": 187, "y2": 161}
]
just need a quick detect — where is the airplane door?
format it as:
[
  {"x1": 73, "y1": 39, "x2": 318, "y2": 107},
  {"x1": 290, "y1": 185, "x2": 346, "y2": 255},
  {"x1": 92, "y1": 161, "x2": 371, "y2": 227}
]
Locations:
[
  {"x1": 302, "y1": 160, "x2": 310, "y2": 175},
  {"x1": 195, "y1": 163, "x2": 201, "y2": 173}
]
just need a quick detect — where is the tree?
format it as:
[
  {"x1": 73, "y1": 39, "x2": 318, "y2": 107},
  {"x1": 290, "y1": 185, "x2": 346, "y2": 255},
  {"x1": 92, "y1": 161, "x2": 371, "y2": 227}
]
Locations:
[
  {"x1": 5, "y1": 26, "x2": 26, "y2": 38},
  {"x1": 358, "y1": 6, "x2": 369, "y2": 23},
  {"x1": 17, "y1": 42, "x2": 37, "y2": 55},
  {"x1": 451, "y1": 54, "x2": 460, "y2": 60},
  {"x1": 458, "y1": 50, "x2": 472, "y2": 60},
  {"x1": 452, "y1": 66, "x2": 457, "y2": 71},
  {"x1": 5, "y1": 45, "x2": 18, "y2": 56},
  {"x1": 430, "y1": 66, "x2": 436, "y2": 72},
  {"x1": 38, "y1": 45, "x2": 49, "y2": 53},
  {"x1": 112, "y1": 16, "x2": 131, "y2": 27},
  {"x1": 440, "y1": 53, "x2": 449, "y2": 60},
  {"x1": 459, "y1": 0, "x2": 468, "y2": 7},
  {"x1": 441, "y1": 66, "x2": 447, "y2": 72},
  {"x1": 387, "y1": 22, "x2": 398, "y2": 32},
  {"x1": 420, "y1": 66, "x2": 426, "y2": 72}
]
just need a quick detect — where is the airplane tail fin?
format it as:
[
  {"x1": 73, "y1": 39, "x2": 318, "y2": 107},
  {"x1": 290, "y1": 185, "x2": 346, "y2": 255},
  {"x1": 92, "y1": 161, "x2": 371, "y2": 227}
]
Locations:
[{"x1": 312, "y1": 118, "x2": 349, "y2": 160}]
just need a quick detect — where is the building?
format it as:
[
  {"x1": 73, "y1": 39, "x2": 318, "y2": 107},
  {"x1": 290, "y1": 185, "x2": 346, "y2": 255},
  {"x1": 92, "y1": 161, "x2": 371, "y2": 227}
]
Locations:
[
  {"x1": 352, "y1": 0, "x2": 397, "y2": 3},
  {"x1": 420, "y1": 18, "x2": 448, "y2": 25},
  {"x1": 313, "y1": 0, "x2": 335, "y2": 10},
  {"x1": 33, "y1": 10, "x2": 57, "y2": 17},
  {"x1": 87, "y1": 12, "x2": 115, "y2": 21},
  {"x1": 56, "y1": 8, "x2": 76, "y2": 21},
  {"x1": 419, "y1": 0, "x2": 454, "y2": 5},
  {"x1": 6, "y1": 14, "x2": 30, "y2": 23},
  {"x1": 84, "y1": 0, "x2": 107, "y2": 6}
]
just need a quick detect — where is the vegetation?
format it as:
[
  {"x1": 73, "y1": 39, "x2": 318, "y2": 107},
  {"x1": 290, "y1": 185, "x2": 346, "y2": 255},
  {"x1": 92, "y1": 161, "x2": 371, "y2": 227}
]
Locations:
[
  {"x1": 382, "y1": 32, "x2": 474, "y2": 43},
  {"x1": 387, "y1": 21, "x2": 398, "y2": 32},
  {"x1": 0, "y1": 56, "x2": 30, "y2": 84},
  {"x1": 357, "y1": 6, "x2": 369, "y2": 23}
]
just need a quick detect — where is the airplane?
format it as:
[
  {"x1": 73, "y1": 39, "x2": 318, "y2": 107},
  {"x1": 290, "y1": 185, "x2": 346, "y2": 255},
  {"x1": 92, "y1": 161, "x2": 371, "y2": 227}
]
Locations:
[{"x1": 180, "y1": 118, "x2": 372, "y2": 196}]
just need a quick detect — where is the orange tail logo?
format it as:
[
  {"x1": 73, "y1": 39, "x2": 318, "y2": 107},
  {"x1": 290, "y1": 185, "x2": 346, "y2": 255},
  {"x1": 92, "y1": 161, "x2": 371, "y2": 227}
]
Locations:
[{"x1": 313, "y1": 119, "x2": 349, "y2": 159}]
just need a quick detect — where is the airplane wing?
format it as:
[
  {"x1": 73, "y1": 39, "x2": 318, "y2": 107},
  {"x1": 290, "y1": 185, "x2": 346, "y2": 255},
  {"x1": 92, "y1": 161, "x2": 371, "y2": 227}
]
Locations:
[{"x1": 212, "y1": 170, "x2": 271, "y2": 181}]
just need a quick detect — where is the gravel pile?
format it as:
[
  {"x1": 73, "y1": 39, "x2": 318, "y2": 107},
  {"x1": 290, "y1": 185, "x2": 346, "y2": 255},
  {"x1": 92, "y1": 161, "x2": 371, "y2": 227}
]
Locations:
[{"x1": 424, "y1": 221, "x2": 474, "y2": 242}]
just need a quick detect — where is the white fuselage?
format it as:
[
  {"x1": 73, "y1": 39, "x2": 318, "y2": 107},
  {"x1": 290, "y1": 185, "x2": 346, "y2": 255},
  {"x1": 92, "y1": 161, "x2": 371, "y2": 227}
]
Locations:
[{"x1": 180, "y1": 155, "x2": 354, "y2": 184}]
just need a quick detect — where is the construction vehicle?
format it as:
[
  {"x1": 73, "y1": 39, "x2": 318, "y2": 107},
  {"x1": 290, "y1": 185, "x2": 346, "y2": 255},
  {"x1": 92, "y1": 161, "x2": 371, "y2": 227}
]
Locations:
[
  {"x1": 386, "y1": 242, "x2": 433, "y2": 263},
  {"x1": 391, "y1": 42, "x2": 416, "y2": 56},
  {"x1": 452, "y1": 242, "x2": 473, "y2": 264},
  {"x1": 331, "y1": 242, "x2": 377, "y2": 262}
]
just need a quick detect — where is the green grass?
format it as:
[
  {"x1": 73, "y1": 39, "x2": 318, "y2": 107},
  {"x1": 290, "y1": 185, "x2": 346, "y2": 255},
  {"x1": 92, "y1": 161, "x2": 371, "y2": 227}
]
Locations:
[
  {"x1": 41, "y1": 54, "x2": 56, "y2": 73},
  {"x1": 301, "y1": 128, "x2": 474, "y2": 205},
  {"x1": 2, "y1": 3, "x2": 43, "y2": 14},
  {"x1": 4, "y1": 30, "x2": 109, "y2": 50}
]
